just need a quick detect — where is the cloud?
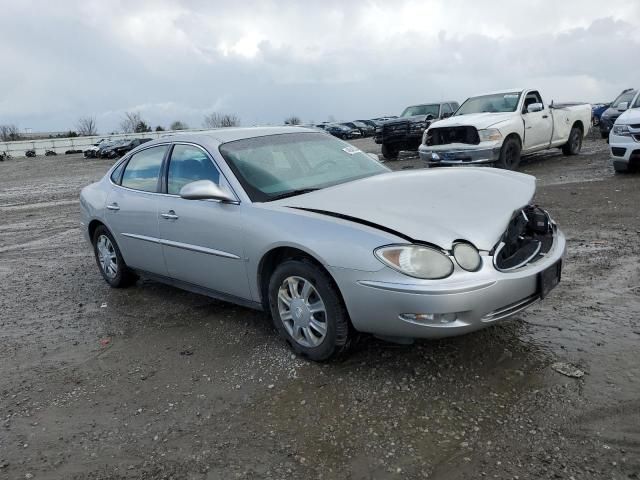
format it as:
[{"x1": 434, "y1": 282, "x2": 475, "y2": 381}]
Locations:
[{"x1": 0, "y1": 0, "x2": 639, "y2": 132}]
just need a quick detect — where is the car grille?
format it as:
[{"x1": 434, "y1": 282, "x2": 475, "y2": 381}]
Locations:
[
  {"x1": 425, "y1": 126, "x2": 480, "y2": 146},
  {"x1": 611, "y1": 147, "x2": 627, "y2": 157},
  {"x1": 494, "y1": 206, "x2": 554, "y2": 271}
]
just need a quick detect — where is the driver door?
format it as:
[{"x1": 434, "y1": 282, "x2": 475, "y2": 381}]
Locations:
[
  {"x1": 522, "y1": 90, "x2": 553, "y2": 151},
  {"x1": 156, "y1": 143, "x2": 251, "y2": 300}
]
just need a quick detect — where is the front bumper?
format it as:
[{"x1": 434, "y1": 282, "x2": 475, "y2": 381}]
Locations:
[
  {"x1": 330, "y1": 229, "x2": 566, "y2": 339},
  {"x1": 418, "y1": 142, "x2": 501, "y2": 166},
  {"x1": 609, "y1": 131, "x2": 640, "y2": 167}
]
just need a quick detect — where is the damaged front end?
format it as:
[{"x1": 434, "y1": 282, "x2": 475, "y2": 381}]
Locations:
[{"x1": 494, "y1": 205, "x2": 556, "y2": 271}]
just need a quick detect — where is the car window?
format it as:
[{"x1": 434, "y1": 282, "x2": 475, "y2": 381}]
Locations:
[
  {"x1": 441, "y1": 103, "x2": 453, "y2": 116},
  {"x1": 633, "y1": 93, "x2": 640, "y2": 109},
  {"x1": 121, "y1": 145, "x2": 168, "y2": 192},
  {"x1": 612, "y1": 90, "x2": 637, "y2": 108},
  {"x1": 523, "y1": 91, "x2": 543, "y2": 112},
  {"x1": 455, "y1": 92, "x2": 521, "y2": 115},
  {"x1": 167, "y1": 144, "x2": 220, "y2": 195},
  {"x1": 401, "y1": 104, "x2": 440, "y2": 117},
  {"x1": 110, "y1": 160, "x2": 126, "y2": 185}
]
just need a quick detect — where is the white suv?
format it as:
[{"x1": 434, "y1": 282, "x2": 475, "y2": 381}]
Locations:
[{"x1": 609, "y1": 94, "x2": 640, "y2": 173}]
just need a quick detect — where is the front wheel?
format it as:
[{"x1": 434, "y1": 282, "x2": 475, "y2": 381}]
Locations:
[
  {"x1": 496, "y1": 137, "x2": 521, "y2": 170},
  {"x1": 562, "y1": 126, "x2": 583, "y2": 155},
  {"x1": 268, "y1": 259, "x2": 350, "y2": 361},
  {"x1": 381, "y1": 143, "x2": 400, "y2": 160}
]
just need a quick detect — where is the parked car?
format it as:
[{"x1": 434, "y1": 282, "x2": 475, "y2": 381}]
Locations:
[
  {"x1": 102, "y1": 138, "x2": 152, "y2": 159},
  {"x1": 375, "y1": 102, "x2": 459, "y2": 160},
  {"x1": 609, "y1": 102, "x2": 640, "y2": 173},
  {"x1": 84, "y1": 139, "x2": 107, "y2": 158},
  {"x1": 324, "y1": 123, "x2": 361, "y2": 139},
  {"x1": 65, "y1": 149, "x2": 83, "y2": 154},
  {"x1": 341, "y1": 121, "x2": 375, "y2": 137},
  {"x1": 591, "y1": 103, "x2": 610, "y2": 126},
  {"x1": 600, "y1": 89, "x2": 638, "y2": 138},
  {"x1": 0, "y1": 152, "x2": 11, "y2": 161},
  {"x1": 25, "y1": 149, "x2": 36, "y2": 157},
  {"x1": 45, "y1": 149, "x2": 57, "y2": 156},
  {"x1": 419, "y1": 89, "x2": 592, "y2": 170},
  {"x1": 96, "y1": 140, "x2": 127, "y2": 159},
  {"x1": 80, "y1": 127, "x2": 565, "y2": 360}
]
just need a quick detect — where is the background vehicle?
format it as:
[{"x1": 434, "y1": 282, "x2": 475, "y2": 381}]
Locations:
[
  {"x1": 341, "y1": 121, "x2": 375, "y2": 137},
  {"x1": 591, "y1": 103, "x2": 610, "y2": 126},
  {"x1": 375, "y1": 102, "x2": 459, "y2": 160},
  {"x1": 80, "y1": 128, "x2": 564, "y2": 361},
  {"x1": 84, "y1": 139, "x2": 107, "y2": 158},
  {"x1": 609, "y1": 106, "x2": 640, "y2": 173},
  {"x1": 419, "y1": 89, "x2": 591, "y2": 170},
  {"x1": 102, "y1": 138, "x2": 152, "y2": 159},
  {"x1": 600, "y1": 88, "x2": 638, "y2": 138},
  {"x1": 25, "y1": 149, "x2": 36, "y2": 157},
  {"x1": 45, "y1": 150, "x2": 57, "y2": 156},
  {"x1": 324, "y1": 123, "x2": 361, "y2": 139}
]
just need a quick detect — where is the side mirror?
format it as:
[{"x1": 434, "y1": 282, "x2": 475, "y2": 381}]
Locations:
[
  {"x1": 179, "y1": 180, "x2": 237, "y2": 203},
  {"x1": 618, "y1": 102, "x2": 629, "y2": 111},
  {"x1": 527, "y1": 103, "x2": 543, "y2": 113}
]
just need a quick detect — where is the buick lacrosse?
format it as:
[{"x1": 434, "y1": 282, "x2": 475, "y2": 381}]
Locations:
[{"x1": 80, "y1": 127, "x2": 565, "y2": 360}]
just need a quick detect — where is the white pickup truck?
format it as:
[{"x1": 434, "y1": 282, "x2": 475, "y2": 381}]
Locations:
[{"x1": 418, "y1": 89, "x2": 591, "y2": 170}]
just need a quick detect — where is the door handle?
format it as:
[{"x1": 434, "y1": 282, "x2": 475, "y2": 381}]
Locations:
[
  {"x1": 106, "y1": 203, "x2": 120, "y2": 211},
  {"x1": 542, "y1": 115, "x2": 549, "y2": 118},
  {"x1": 161, "y1": 210, "x2": 179, "y2": 220}
]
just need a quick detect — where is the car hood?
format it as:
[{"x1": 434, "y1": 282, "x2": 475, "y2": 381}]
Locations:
[
  {"x1": 274, "y1": 168, "x2": 536, "y2": 251},
  {"x1": 616, "y1": 108, "x2": 640, "y2": 124},
  {"x1": 385, "y1": 115, "x2": 431, "y2": 125},
  {"x1": 431, "y1": 112, "x2": 514, "y2": 130}
]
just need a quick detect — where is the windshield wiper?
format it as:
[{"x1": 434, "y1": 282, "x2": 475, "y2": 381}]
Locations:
[{"x1": 267, "y1": 188, "x2": 320, "y2": 201}]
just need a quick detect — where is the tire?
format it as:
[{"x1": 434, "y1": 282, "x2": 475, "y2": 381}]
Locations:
[
  {"x1": 562, "y1": 125, "x2": 583, "y2": 155},
  {"x1": 268, "y1": 259, "x2": 350, "y2": 361},
  {"x1": 92, "y1": 225, "x2": 136, "y2": 288},
  {"x1": 381, "y1": 143, "x2": 400, "y2": 160},
  {"x1": 496, "y1": 136, "x2": 521, "y2": 170},
  {"x1": 613, "y1": 161, "x2": 629, "y2": 174}
]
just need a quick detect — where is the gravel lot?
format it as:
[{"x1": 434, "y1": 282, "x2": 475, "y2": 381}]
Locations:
[{"x1": 1, "y1": 133, "x2": 639, "y2": 479}]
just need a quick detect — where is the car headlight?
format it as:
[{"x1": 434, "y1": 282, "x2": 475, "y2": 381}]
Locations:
[
  {"x1": 411, "y1": 122, "x2": 427, "y2": 131},
  {"x1": 452, "y1": 243, "x2": 481, "y2": 271},
  {"x1": 478, "y1": 128, "x2": 503, "y2": 142},
  {"x1": 613, "y1": 124, "x2": 631, "y2": 136},
  {"x1": 375, "y1": 245, "x2": 454, "y2": 279}
]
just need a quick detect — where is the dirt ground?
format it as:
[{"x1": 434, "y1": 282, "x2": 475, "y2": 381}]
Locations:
[{"x1": 1, "y1": 133, "x2": 639, "y2": 480}]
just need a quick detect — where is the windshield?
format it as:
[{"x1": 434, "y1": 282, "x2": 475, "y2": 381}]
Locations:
[
  {"x1": 219, "y1": 133, "x2": 389, "y2": 202},
  {"x1": 455, "y1": 92, "x2": 522, "y2": 115},
  {"x1": 401, "y1": 104, "x2": 440, "y2": 117},
  {"x1": 612, "y1": 90, "x2": 637, "y2": 108}
]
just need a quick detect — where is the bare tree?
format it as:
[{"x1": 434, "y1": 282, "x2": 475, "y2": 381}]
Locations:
[
  {"x1": 284, "y1": 115, "x2": 302, "y2": 125},
  {"x1": 170, "y1": 120, "x2": 188, "y2": 131},
  {"x1": 76, "y1": 116, "x2": 97, "y2": 136},
  {"x1": 0, "y1": 124, "x2": 21, "y2": 141},
  {"x1": 120, "y1": 111, "x2": 143, "y2": 133},
  {"x1": 203, "y1": 112, "x2": 240, "y2": 128}
]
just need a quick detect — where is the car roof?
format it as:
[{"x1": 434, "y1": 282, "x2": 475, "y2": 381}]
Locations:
[
  {"x1": 468, "y1": 89, "x2": 527, "y2": 97},
  {"x1": 138, "y1": 126, "x2": 323, "y2": 149}
]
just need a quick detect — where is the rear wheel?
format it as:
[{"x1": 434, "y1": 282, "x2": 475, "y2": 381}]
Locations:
[
  {"x1": 562, "y1": 126, "x2": 583, "y2": 155},
  {"x1": 496, "y1": 137, "x2": 521, "y2": 170},
  {"x1": 268, "y1": 259, "x2": 350, "y2": 361},
  {"x1": 92, "y1": 225, "x2": 136, "y2": 288},
  {"x1": 381, "y1": 143, "x2": 400, "y2": 160}
]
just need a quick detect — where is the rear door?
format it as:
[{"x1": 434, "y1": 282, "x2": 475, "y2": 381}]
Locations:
[
  {"x1": 522, "y1": 90, "x2": 553, "y2": 151},
  {"x1": 105, "y1": 144, "x2": 169, "y2": 274},
  {"x1": 156, "y1": 143, "x2": 251, "y2": 300}
]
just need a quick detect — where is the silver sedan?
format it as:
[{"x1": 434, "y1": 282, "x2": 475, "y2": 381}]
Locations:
[{"x1": 80, "y1": 127, "x2": 565, "y2": 360}]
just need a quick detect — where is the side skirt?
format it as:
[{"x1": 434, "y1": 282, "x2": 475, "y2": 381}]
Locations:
[{"x1": 133, "y1": 269, "x2": 264, "y2": 311}]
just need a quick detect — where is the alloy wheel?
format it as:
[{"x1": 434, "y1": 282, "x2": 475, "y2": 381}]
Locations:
[{"x1": 277, "y1": 276, "x2": 328, "y2": 348}]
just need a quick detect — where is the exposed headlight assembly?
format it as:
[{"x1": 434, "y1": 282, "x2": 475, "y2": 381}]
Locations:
[
  {"x1": 613, "y1": 124, "x2": 631, "y2": 136},
  {"x1": 478, "y1": 128, "x2": 503, "y2": 142},
  {"x1": 375, "y1": 245, "x2": 454, "y2": 279},
  {"x1": 452, "y1": 242, "x2": 482, "y2": 271}
]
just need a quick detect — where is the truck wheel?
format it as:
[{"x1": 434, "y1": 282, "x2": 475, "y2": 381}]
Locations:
[
  {"x1": 562, "y1": 126, "x2": 583, "y2": 155},
  {"x1": 381, "y1": 143, "x2": 400, "y2": 160},
  {"x1": 496, "y1": 137, "x2": 521, "y2": 170}
]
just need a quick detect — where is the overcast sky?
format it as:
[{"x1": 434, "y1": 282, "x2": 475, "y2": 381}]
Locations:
[{"x1": 1, "y1": 0, "x2": 639, "y2": 133}]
